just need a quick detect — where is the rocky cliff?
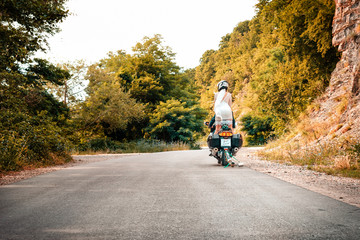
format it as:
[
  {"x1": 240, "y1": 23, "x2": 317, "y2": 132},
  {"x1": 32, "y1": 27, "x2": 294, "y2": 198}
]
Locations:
[{"x1": 306, "y1": 0, "x2": 359, "y2": 142}]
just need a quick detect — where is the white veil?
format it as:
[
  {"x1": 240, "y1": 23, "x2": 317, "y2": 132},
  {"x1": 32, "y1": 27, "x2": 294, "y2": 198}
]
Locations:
[{"x1": 214, "y1": 89, "x2": 232, "y2": 123}]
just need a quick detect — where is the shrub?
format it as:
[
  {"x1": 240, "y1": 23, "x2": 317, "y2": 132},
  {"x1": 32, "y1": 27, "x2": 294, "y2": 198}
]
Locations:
[
  {"x1": 0, "y1": 110, "x2": 72, "y2": 172},
  {"x1": 146, "y1": 99, "x2": 206, "y2": 143},
  {"x1": 73, "y1": 138, "x2": 193, "y2": 154},
  {"x1": 240, "y1": 114, "x2": 275, "y2": 146},
  {"x1": 77, "y1": 138, "x2": 121, "y2": 152}
]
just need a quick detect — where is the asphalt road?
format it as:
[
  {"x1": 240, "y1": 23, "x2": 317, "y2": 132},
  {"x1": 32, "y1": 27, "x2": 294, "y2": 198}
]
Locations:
[{"x1": 1, "y1": 150, "x2": 359, "y2": 240}]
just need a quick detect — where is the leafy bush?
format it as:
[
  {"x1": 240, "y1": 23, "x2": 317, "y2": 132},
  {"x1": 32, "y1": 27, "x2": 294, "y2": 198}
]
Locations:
[
  {"x1": 73, "y1": 138, "x2": 193, "y2": 154},
  {"x1": 147, "y1": 99, "x2": 206, "y2": 143},
  {"x1": 240, "y1": 114, "x2": 275, "y2": 146},
  {"x1": 0, "y1": 110, "x2": 72, "y2": 172},
  {"x1": 77, "y1": 138, "x2": 121, "y2": 152}
]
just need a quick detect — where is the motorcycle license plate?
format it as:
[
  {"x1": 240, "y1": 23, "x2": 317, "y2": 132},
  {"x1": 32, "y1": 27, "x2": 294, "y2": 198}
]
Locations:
[{"x1": 221, "y1": 138, "x2": 231, "y2": 147}]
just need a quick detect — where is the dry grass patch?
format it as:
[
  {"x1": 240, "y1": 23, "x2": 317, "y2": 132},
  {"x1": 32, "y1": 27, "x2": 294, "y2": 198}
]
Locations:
[{"x1": 259, "y1": 137, "x2": 360, "y2": 178}]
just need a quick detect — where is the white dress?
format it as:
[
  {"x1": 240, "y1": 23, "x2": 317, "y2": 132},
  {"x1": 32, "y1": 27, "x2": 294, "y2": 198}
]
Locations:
[{"x1": 214, "y1": 89, "x2": 232, "y2": 125}]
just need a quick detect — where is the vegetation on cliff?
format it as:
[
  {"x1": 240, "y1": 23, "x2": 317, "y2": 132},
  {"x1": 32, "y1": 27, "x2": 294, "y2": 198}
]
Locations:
[
  {"x1": 194, "y1": 0, "x2": 359, "y2": 177},
  {"x1": 194, "y1": 0, "x2": 338, "y2": 143}
]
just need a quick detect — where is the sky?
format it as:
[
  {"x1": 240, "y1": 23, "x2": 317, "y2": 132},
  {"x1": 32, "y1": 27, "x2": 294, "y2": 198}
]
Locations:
[{"x1": 36, "y1": 0, "x2": 257, "y2": 69}]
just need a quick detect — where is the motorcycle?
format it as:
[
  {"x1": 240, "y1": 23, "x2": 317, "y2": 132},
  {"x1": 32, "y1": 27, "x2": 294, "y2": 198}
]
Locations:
[{"x1": 205, "y1": 121, "x2": 243, "y2": 167}]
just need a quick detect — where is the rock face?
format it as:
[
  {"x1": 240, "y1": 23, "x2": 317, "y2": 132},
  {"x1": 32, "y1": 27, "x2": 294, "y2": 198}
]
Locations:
[
  {"x1": 309, "y1": 0, "x2": 360, "y2": 141},
  {"x1": 333, "y1": 0, "x2": 360, "y2": 50}
]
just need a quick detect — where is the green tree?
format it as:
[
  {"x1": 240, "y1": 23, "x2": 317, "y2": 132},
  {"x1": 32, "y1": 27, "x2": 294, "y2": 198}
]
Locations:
[
  {"x1": 78, "y1": 66, "x2": 145, "y2": 139},
  {"x1": 89, "y1": 35, "x2": 207, "y2": 143},
  {"x1": 147, "y1": 99, "x2": 206, "y2": 143},
  {"x1": 246, "y1": 0, "x2": 337, "y2": 133},
  {"x1": 0, "y1": 0, "x2": 71, "y2": 171},
  {"x1": 0, "y1": 0, "x2": 69, "y2": 71},
  {"x1": 101, "y1": 34, "x2": 180, "y2": 109},
  {"x1": 195, "y1": 0, "x2": 338, "y2": 137}
]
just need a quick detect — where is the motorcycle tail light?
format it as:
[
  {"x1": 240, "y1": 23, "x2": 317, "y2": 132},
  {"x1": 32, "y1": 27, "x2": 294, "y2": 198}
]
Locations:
[{"x1": 219, "y1": 132, "x2": 233, "y2": 137}]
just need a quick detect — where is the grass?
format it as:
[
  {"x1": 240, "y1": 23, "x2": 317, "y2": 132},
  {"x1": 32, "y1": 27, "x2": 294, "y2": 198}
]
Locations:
[
  {"x1": 72, "y1": 139, "x2": 198, "y2": 155},
  {"x1": 258, "y1": 137, "x2": 360, "y2": 178},
  {"x1": 259, "y1": 94, "x2": 360, "y2": 179},
  {"x1": 0, "y1": 139, "x2": 197, "y2": 175}
]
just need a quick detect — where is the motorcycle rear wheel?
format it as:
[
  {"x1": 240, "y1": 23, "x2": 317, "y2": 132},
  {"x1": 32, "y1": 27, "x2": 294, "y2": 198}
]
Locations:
[{"x1": 221, "y1": 150, "x2": 228, "y2": 166}]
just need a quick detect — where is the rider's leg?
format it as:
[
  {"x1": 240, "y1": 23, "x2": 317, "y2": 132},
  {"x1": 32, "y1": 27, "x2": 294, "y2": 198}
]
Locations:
[{"x1": 214, "y1": 115, "x2": 222, "y2": 134}]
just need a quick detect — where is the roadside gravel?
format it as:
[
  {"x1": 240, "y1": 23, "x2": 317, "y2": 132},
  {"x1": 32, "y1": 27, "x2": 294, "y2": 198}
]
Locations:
[
  {"x1": 1, "y1": 148, "x2": 359, "y2": 208},
  {"x1": 238, "y1": 147, "x2": 360, "y2": 208}
]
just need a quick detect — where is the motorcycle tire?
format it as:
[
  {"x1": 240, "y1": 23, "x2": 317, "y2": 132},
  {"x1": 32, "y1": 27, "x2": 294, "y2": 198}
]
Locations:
[{"x1": 221, "y1": 151, "x2": 228, "y2": 166}]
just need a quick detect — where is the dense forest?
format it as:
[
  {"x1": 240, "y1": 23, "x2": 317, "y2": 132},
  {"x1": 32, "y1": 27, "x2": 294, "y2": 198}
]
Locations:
[
  {"x1": 0, "y1": 1, "x2": 206, "y2": 172},
  {"x1": 194, "y1": 0, "x2": 338, "y2": 145},
  {"x1": 0, "y1": 0, "x2": 343, "y2": 172}
]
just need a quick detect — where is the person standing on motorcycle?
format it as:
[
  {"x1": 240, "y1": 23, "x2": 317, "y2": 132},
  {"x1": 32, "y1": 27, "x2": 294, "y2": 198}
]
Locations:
[{"x1": 208, "y1": 80, "x2": 235, "y2": 133}]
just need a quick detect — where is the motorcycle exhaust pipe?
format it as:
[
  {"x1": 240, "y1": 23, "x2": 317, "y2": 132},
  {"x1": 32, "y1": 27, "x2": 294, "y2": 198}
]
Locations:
[
  {"x1": 232, "y1": 147, "x2": 239, "y2": 156},
  {"x1": 212, "y1": 148, "x2": 219, "y2": 156}
]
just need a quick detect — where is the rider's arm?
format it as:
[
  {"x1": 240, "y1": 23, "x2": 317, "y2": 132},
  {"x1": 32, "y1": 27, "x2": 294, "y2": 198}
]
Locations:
[{"x1": 209, "y1": 115, "x2": 215, "y2": 128}]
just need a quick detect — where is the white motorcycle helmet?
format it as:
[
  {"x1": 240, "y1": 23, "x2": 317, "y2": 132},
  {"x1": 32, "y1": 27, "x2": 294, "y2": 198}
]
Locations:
[{"x1": 217, "y1": 80, "x2": 229, "y2": 91}]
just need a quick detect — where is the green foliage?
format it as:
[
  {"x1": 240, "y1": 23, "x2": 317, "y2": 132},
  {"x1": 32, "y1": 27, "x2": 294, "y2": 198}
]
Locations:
[
  {"x1": 251, "y1": 0, "x2": 337, "y2": 133},
  {"x1": 195, "y1": 0, "x2": 338, "y2": 137},
  {"x1": 0, "y1": 110, "x2": 72, "y2": 172},
  {"x1": 0, "y1": 68, "x2": 72, "y2": 172},
  {"x1": 80, "y1": 66, "x2": 145, "y2": 134},
  {"x1": 0, "y1": 0, "x2": 69, "y2": 70},
  {"x1": 75, "y1": 139, "x2": 193, "y2": 154},
  {"x1": 101, "y1": 35, "x2": 180, "y2": 108},
  {"x1": 147, "y1": 99, "x2": 206, "y2": 143},
  {"x1": 78, "y1": 35, "x2": 206, "y2": 144},
  {"x1": 0, "y1": 0, "x2": 71, "y2": 172},
  {"x1": 241, "y1": 114, "x2": 274, "y2": 146},
  {"x1": 2, "y1": 0, "x2": 340, "y2": 172},
  {"x1": 76, "y1": 138, "x2": 121, "y2": 152},
  {"x1": 27, "y1": 58, "x2": 71, "y2": 86}
]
